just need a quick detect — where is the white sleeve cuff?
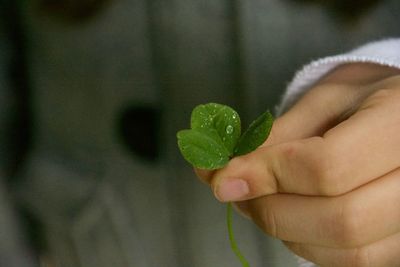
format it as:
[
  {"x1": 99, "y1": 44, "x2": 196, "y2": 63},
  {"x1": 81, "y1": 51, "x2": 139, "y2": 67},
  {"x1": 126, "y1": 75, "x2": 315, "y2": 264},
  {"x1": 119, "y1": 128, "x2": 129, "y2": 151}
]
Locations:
[{"x1": 277, "y1": 38, "x2": 400, "y2": 115}]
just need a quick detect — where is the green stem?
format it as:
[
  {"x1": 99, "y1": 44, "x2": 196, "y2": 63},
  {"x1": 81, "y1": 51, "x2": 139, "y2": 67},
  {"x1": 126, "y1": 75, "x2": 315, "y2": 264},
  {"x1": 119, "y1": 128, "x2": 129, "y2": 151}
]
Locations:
[{"x1": 227, "y1": 203, "x2": 250, "y2": 267}]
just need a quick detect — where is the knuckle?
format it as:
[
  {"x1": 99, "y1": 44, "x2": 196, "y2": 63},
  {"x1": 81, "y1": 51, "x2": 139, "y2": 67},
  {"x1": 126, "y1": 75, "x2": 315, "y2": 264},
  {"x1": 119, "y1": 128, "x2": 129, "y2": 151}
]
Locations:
[
  {"x1": 278, "y1": 137, "x2": 353, "y2": 196},
  {"x1": 279, "y1": 137, "x2": 345, "y2": 196}
]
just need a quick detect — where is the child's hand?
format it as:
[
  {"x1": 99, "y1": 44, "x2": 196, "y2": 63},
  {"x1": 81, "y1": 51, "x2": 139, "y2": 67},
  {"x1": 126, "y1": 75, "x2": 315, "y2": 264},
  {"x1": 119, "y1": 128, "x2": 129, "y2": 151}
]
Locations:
[{"x1": 195, "y1": 63, "x2": 400, "y2": 266}]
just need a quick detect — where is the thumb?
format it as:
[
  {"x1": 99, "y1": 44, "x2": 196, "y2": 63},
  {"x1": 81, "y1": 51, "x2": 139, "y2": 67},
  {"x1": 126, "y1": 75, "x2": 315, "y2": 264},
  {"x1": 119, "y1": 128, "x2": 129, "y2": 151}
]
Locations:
[
  {"x1": 210, "y1": 82, "x2": 360, "y2": 202},
  {"x1": 211, "y1": 136, "x2": 324, "y2": 202}
]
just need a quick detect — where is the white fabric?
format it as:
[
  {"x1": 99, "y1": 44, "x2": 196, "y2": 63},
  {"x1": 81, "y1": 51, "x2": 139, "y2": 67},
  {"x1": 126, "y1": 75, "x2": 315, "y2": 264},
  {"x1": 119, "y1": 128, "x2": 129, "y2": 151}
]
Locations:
[
  {"x1": 276, "y1": 38, "x2": 400, "y2": 267},
  {"x1": 278, "y1": 38, "x2": 400, "y2": 115}
]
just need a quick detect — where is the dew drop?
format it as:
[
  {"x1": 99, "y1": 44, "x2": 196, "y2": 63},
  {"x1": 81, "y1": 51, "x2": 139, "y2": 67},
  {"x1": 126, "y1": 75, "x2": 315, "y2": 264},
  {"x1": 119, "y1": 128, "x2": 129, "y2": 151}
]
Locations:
[{"x1": 226, "y1": 125, "x2": 234, "y2": 134}]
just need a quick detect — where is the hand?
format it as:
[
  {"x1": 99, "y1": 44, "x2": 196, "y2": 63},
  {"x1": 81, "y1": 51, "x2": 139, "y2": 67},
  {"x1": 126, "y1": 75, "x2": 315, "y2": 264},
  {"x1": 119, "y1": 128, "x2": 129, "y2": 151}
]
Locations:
[{"x1": 196, "y1": 63, "x2": 400, "y2": 266}]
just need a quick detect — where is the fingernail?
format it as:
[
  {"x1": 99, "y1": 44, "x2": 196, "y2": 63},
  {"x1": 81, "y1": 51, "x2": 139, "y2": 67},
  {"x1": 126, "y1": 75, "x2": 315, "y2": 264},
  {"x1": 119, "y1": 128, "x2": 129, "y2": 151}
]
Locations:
[{"x1": 215, "y1": 179, "x2": 249, "y2": 202}]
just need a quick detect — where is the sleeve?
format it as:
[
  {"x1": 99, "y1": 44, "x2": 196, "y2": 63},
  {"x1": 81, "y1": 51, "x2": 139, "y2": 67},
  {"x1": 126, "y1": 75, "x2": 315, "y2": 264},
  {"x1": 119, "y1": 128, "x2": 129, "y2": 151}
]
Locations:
[
  {"x1": 275, "y1": 38, "x2": 400, "y2": 267},
  {"x1": 277, "y1": 38, "x2": 400, "y2": 116}
]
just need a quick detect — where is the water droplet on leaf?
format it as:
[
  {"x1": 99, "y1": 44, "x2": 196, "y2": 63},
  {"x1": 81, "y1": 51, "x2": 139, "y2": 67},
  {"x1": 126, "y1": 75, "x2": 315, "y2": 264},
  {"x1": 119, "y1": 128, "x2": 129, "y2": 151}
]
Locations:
[{"x1": 226, "y1": 125, "x2": 234, "y2": 134}]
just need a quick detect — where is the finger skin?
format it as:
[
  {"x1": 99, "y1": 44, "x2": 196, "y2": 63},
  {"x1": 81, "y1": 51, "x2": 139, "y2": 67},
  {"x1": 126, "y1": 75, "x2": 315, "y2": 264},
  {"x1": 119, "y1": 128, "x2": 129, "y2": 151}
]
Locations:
[
  {"x1": 195, "y1": 64, "x2": 400, "y2": 267},
  {"x1": 197, "y1": 65, "x2": 392, "y2": 187},
  {"x1": 194, "y1": 168, "x2": 214, "y2": 184},
  {"x1": 320, "y1": 83, "x2": 400, "y2": 194},
  {"x1": 212, "y1": 82, "x2": 400, "y2": 201},
  {"x1": 270, "y1": 63, "x2": 400, "y2": 144},
  {"x1": 246, "y1": 167, "x2": 400, "y2": 248},
  {"x1": 284, "y1": 231, "x2": 400, "y2": 267},
  {"x1": 202, "y1": 65, "x2": 400, "y2": 195}
]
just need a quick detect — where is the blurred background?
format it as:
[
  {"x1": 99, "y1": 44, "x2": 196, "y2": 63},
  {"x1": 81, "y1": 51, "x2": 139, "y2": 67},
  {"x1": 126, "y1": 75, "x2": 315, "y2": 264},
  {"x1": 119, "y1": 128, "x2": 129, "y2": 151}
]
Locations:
[{"x1": 0, "y1": 0, "x2": 399, "y2": 266}]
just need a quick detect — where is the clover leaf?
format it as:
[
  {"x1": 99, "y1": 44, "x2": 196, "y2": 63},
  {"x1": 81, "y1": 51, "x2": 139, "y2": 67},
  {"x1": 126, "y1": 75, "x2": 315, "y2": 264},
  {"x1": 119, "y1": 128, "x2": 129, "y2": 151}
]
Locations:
[
  {"x1": 191, "y1": 103, "x2": 241, "y2": 155},
  {"x1": 234, "y1": 111, "x2": 274, "y2": 156},
  {"x1": 177, "y1": 103, "x2": 241, "y2": 169},
  {"x1": 177, "y1": 129, "x2": 230, "y2": 170},
  {"x1": 176, "y1": 103, "x2": 274, "y2": 267},
  {"x1": 177, "y1": 103, "x2": 273, "y2": 170}
]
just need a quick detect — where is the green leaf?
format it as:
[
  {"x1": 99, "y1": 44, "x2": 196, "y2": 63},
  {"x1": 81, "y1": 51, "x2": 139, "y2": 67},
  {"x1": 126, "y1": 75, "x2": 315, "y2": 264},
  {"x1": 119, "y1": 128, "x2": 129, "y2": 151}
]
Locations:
[
  {"x1": 234, "y1": 111, "x2": 274, "y2": 156},
  {"x1": 177, "y1": 129, "x2": 230, "y2": 170},
  {"x1": 191, "y1": 103, "x2": 241, "y2": 155},
  {"x1": 177, "y1": 103, "x2": 275, "y2": 267},
  {"x1": 191, "y1": 103, "x2": 224, "y2": 130}
]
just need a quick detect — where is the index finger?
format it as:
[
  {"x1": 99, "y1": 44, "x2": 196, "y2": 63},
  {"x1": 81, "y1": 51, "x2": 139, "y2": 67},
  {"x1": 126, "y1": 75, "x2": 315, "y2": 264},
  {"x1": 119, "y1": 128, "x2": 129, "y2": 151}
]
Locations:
[
  {"x1": 197, "y1": 81, "x2": 353, "y2": 185},
  {"x1": 212, "y1": 83, "x2": 400, "y2": 202}
]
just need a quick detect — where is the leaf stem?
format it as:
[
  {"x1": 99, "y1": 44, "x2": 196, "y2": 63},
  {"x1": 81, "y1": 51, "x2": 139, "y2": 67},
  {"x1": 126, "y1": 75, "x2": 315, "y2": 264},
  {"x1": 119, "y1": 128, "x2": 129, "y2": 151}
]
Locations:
[{"x1": 227, "y1": 203, "x2": 250, "y2": 267}]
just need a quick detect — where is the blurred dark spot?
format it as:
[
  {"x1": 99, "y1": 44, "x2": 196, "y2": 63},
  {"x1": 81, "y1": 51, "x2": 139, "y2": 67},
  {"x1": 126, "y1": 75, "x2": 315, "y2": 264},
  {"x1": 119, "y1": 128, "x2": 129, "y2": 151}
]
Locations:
[
  {"x1": 37, "y1": 0, "x2": 112, "y2": 22},
  {"x1": 18, "y1": 207, "x2": 46, "y2": 255},
  {"x1": 288, "y1": 0, "x2": 383, "y2": 23},
  {"x1": 118, "y1": 106, "x2": 160, "y2": 163},
  {"x1": 2, "y1": 1, "x2": 32, "y2": 180}
]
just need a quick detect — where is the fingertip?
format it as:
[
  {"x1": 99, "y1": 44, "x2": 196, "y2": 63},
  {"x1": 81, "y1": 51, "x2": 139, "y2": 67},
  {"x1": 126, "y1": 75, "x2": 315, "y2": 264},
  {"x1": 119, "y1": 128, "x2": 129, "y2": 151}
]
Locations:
[
  {"x1": 194, "y1": 168, "x2": 215, "y2": 185},
  {"x1": 210, "y1": 146, "x2": 283, "y2": 202},
  {"x1": 212, "y1": 178, "x2": 250, "y2": 202},
  {"x1": 208, "y1": 159, "x2": 241, "y2": 202}
]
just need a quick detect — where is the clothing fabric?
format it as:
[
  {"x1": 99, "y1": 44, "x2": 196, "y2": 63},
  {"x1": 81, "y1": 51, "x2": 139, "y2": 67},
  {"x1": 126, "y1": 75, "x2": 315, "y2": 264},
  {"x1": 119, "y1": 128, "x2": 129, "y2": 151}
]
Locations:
[
  {"x1": 277, "y1": 38, "x2": 400, "y2": 267},
  {"x1": 278, "y1": 38, "x2": 400, "y2": 115}
]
